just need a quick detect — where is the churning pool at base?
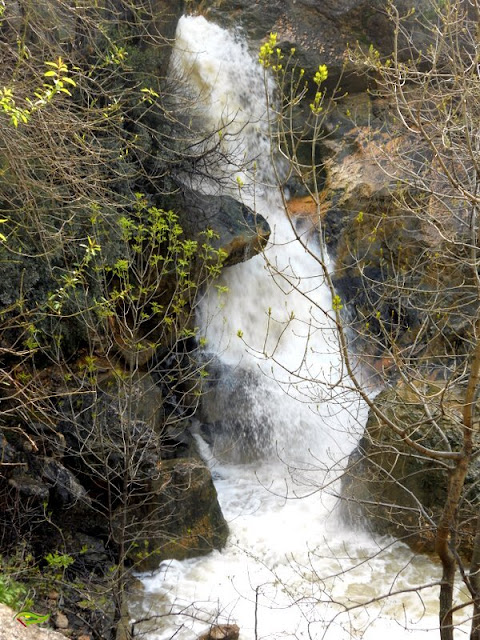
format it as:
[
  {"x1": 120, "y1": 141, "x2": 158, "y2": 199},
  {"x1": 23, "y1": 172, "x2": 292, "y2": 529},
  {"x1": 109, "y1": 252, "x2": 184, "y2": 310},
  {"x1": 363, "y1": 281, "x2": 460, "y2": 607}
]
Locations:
[{"x1": 132, "y1": 451, "x2": 457, "y2": 640}]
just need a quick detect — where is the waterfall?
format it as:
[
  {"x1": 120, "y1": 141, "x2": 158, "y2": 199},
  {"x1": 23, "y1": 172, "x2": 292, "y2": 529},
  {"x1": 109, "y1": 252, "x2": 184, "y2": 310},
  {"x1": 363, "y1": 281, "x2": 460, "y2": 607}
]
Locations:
[
  {"x1": 134, "y1": 15, "x2": 446, "y2": 640},
  {"x1": 170, "y1": 14, "x2": 360, "y2": 465}
]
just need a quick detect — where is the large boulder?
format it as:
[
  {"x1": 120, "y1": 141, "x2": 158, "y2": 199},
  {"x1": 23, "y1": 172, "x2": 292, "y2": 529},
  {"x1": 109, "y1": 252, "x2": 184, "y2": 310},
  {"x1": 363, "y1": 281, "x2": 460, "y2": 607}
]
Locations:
[
  {"x1": 341, "y1": 384, "x2": 480, "y2": 556},
  {"x1": 125, "y1": 458, "x2": 229, "y2": 571},
  {"x1": 319, "y1": 101, "x2": 430, "y2": 361},
  {"x1": 308, "y1": 92, "x2": 478, "y2": 366},
  {"x1": 1, "y1": 366, "x2": 222, "y2": 562},
  {"x1": 166, "y1": 186, "x2": 271, "y2": 268}
]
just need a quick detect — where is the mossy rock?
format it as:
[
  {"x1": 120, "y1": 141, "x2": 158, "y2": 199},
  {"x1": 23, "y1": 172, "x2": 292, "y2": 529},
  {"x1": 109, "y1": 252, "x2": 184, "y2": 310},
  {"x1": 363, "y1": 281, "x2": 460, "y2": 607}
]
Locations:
[
  {"x1": 123, "y1": 458, "x2": 228, "y2": 571},
  {"x1": 342, "y1": 384, "x2": 480, "y2": 556}
]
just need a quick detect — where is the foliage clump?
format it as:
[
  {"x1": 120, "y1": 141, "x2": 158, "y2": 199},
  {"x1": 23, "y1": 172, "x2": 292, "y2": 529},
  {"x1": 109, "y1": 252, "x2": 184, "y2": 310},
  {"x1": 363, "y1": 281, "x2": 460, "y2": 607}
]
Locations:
[{"x1": 0, "y1": 1, "x2": 230, "y2": 635}]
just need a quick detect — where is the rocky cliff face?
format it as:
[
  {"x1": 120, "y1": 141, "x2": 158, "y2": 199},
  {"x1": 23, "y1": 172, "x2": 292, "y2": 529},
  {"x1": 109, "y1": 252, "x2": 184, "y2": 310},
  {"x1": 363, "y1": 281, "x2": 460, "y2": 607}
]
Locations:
[
  {"x1": 2, "y1": 0, "x2": 478, "y2": 632},
  {"x1": 184, "y1": 0, "x2": 441, "y2": 365}
]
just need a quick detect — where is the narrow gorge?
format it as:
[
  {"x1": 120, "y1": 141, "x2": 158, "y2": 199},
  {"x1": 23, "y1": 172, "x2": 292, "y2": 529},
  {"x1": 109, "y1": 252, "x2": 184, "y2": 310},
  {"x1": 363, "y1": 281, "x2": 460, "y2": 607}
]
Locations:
[
  {"x1": 132, "y1": 14, "x2": 455, "y2": 640},
  {"x1": 1, "y1": 2, "x2": 479, "y2": 640}
]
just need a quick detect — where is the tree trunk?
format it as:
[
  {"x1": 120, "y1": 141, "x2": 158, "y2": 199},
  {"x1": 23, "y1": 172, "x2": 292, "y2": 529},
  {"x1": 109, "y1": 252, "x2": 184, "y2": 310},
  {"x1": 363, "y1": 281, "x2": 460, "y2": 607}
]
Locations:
[
  {"x1": 439, "y1": 555, "x2": 456, "y2": 640},
  {"x1": 470, "y1": 514, "x2": 480, "y2": 640},
  {"x1": 436, "y1": 459, "x2": 469, "y2": 640}
]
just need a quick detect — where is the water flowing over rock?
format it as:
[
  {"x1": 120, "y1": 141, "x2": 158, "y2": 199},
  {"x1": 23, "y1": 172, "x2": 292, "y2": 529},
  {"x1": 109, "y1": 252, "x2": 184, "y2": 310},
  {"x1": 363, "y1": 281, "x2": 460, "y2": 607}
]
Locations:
[
  {"x1": 199, "y1": 361, "x2": 276, "y2": 462},
  {"x1": 2, "y1": 1, "x2": 470, "y2": 637},
  {"x1": 187, "y1": 0, "x2": 431, "y2": 88},
  {"x1": 132, "y1": 15, "x2": 448, "y2": 640},
  {"x1": 185, "y1": 1, "x2": 464, "y2": 371}
]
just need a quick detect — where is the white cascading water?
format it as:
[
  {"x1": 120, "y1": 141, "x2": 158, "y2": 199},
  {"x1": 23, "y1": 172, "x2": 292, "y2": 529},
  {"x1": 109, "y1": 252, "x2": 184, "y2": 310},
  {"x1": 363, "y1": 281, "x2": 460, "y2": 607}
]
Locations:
[{"x1": 131, "y1": 15, "x2": 465, "y2": 640}]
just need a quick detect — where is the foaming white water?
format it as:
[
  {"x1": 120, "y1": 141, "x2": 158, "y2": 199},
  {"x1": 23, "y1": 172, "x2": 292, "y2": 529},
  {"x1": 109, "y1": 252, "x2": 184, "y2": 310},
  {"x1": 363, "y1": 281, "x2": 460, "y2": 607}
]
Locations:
[
  {"x1": 170, "y1": 15, "x2": 359, "y2": 462},
  {"x1": 133, "y1": 15, "x2": 454, "y2": 640}
]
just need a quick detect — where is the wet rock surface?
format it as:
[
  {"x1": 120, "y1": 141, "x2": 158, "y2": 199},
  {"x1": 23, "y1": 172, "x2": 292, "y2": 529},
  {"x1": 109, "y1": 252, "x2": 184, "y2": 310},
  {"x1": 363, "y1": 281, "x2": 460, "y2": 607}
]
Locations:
[{"x1": 167, "y1": 186, "x2": 270, "y2": 267}]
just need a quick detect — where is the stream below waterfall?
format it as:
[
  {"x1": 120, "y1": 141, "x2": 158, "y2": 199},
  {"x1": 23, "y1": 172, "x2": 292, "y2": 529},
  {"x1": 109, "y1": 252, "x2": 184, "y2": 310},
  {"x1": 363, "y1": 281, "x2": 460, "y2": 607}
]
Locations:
[{"x1": 131, "y1": 15, "x2": 468, "y2": 640}]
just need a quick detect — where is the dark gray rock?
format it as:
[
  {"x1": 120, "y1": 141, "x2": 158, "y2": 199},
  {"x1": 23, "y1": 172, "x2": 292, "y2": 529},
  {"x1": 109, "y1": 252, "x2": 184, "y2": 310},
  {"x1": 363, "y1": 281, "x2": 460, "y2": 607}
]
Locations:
[
  {"x1": 161, "y1": 419, "x2": 203, "y2": 460},
  {"x1": 29, "y1": 423, "x2": 66, "y2": 458},
  {"x1": 187, "y1": 0, "x2": 431, "y2": 90},
  {"x1": 0, "y1": 430, "x2": 16, "y2": 464},
  {"x1": 41, "y1": 457, "x2": 88, "y2": 507},
  {"x1": 8, "y1": 473, "x2": 50, "y2": 501},
  {"x1": 167, "y1": 186, "x2": 271, "y2": 267},
  {"x1": 122, "y1": 458, "x2": 229, "y2": 570},
  {"x1": 72, "y1": 533, "x2": 109, "y2": 567},
  {"x1": 98, "y1": 371, "x2": 165, "y2": 435}
]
